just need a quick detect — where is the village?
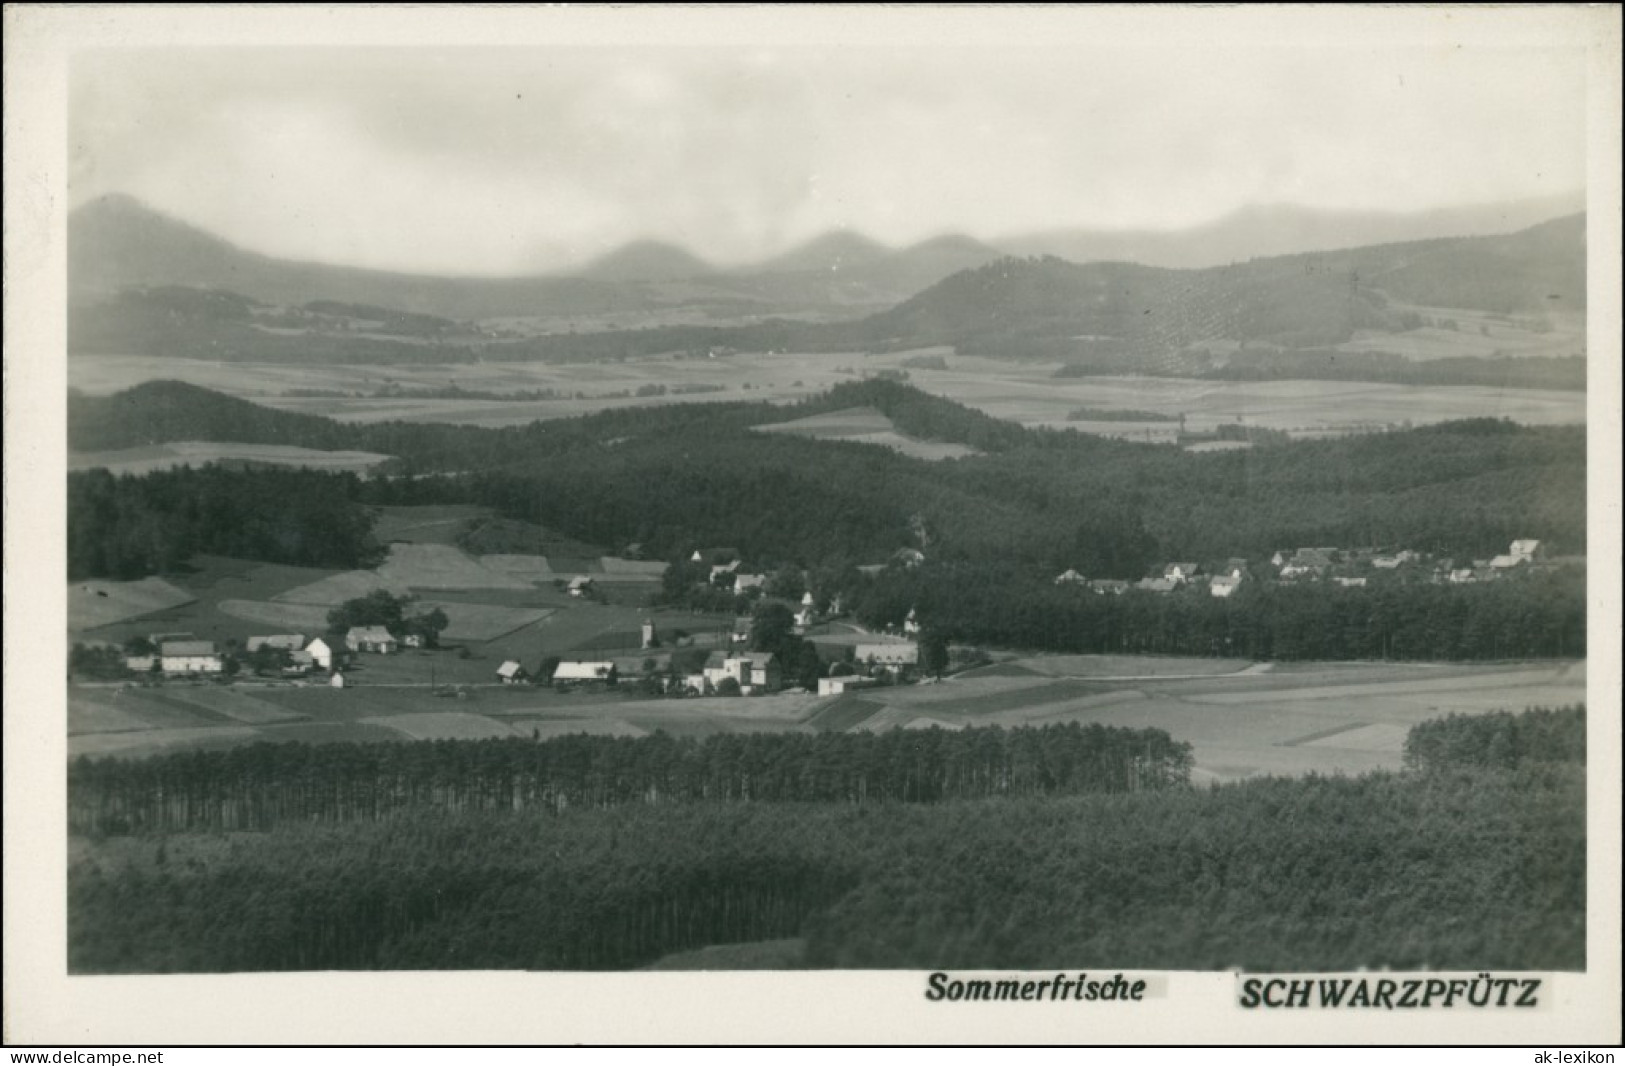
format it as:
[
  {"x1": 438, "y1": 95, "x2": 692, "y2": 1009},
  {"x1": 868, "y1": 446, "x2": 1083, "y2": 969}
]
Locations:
[{"x1": 82, "y1": 536, "x2": 1562, "y2": 704}]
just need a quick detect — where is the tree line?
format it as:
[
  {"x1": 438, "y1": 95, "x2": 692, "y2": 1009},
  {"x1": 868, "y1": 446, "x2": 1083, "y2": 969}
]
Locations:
[
  {"x1": 66, "y1": 722, "x2": 1195, "y2": 836},
  {"x1": 67, "y1": 706, "x2": 1584, "y2": 973},
  {"x1": 67, "y1": 465, "x2": 381, "y2": 580}
]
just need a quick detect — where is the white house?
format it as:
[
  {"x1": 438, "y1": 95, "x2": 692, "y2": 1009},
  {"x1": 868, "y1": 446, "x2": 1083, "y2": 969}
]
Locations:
[
  {"x1": 496, "y1": 660, "x2": 530, "y2": 684},
  {"x1": 1509, "y1": 539, "x2": 1542, "y2": 561},
  {"x1": 346, "y1": 626, "x2": 398, "y2": 654},
  {"x1": 733, "y1": 572, "x2": 767, "y2": 594},
  {"x1": 305, "y1": 637, "x2": 335, "y2": 671},
  {"x1": 702, "y1": 652, "x2": 782, "y2": 693},
  {"x1": 1334, "y1": 576, "x2": 1368, "y2": 588},
  {"x1": 1088, "y1": 579, "x2": 1129, "y2": 596},
  {"x1": 903, "y1": 607, "x2": 921, "y2": 636},
  {"x1": 794, "y1": 605, "x2": 818, "y2": 630},
  {"x1": 160, "y1": 640, "x2": 223, "y2": 675},
  {"x1": 329, "y1": 671, "x2": 347, "y2": 689},
  {"x1": 1209, "y1": 572, "x2": 1244, "y2": 598},
  {"x1": 1053, "y1": 569, "x2": 1088, "y2": 586},
  {"x1": 568, "y1": 576, "x2": 594, "y2": 597},
  {"x1": 801, "y1": 591, "x2": 816, "y2": 608},
  {"x1": 1163, "y1": 562, "x2": 1200, "y2": 584},
  {"x1": 125, "y1": 655, "x2": 157, "y2": 673},
  {"x1": 1135, "y1": 577, "x2": 1177, "y2": 594}
]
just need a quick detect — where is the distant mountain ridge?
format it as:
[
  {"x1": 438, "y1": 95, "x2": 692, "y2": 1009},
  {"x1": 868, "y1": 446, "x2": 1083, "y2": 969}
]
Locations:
[
  {"x1": 70, "y1": 191, "x2": 1585, "y2": 321},
  {"x1": 1000, "y1": 192, "x2": 1587, "y2": 270}
]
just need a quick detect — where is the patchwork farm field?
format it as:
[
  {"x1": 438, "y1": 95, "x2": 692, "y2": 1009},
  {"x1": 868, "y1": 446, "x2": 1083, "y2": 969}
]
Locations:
[
  {"x1": 70, "y1": 349, "x2": 1585, "y2": 440},
  {"x1": 68, "y1": 654, "x2": 1586, "y2": 784}
]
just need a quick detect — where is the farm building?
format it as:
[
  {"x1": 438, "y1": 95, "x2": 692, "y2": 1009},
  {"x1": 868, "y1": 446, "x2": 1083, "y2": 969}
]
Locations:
[
  {"x1": 125, "y1": 655, "x2": 157, "y2": 673},
  {"x1": 305, "y1": 637, "x2": 335, "y2": 671},
  {"x1": 733, "y1": 572, "x2": 767, "y2": 593},
  {"x1": 730, "y1": 617, "x2": 753, "y2": 644},
  {"x1": 710, "y1": 561, "x2": 742, "y2": 580},
  {"x1": 1163, "y1": 562, "x2": 1201, "y2": 584},
  {"x1": 246, "y1": 634, "x2": 305, "y2": 653},
  {"x1": 903, "y1": 608, "x2": 921, "y2": 636},
  {"x1": 1053, "y1": 569, "x2": 1087, "y2": 586},
  {"x1": 285, "y1": 650, "x2": 315, "y2": 674},
  {"x1": 346, "y1": 626, "x2": 399, "y2": 654},
  {"x1": 1488, "y1": 554, "x2": 1523, "y2": 570},
  {"x1": 554, "y1": 660, "x2": 617, "y2": 685},
  {"x1": 159, "y1": 641, "x2": 223, "y2": 675},
  {"x1": 1335, "y1": 576, "x2": 1369, "y2": 588},
  {"x1": 817, "y1": 675, "x2": 877, "y2": 696},
  {"x1": 853, "y1": 640, "x2": 918, "y2": 668},
  {"x1": 794, "y1": 605, "x2": 817, "y2": 630},
  {"x1": 1088, "y1": 579, "x2": 1129, "y2": 596},
  {"x1": 495, "y1": 660, "x2": 530, "y2": 684},
  {"x1": 1209, "y1": 572, "x2": 1244, "y2": 598},
  {"x1": 1135, "y1": 577, "x2": 1177, "y2": 594},
  {"x1": 568, "y1": 576, "x2": 595, "y2": 597},
  {"x1": 402, "y1": 633, "x2": 428, "y2": 649}
]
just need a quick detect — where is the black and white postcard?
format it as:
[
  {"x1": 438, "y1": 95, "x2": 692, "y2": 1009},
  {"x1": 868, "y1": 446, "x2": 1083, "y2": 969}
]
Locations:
[{"x1": 4, "y1": 4, "x2": 1620, "y2": 1046}]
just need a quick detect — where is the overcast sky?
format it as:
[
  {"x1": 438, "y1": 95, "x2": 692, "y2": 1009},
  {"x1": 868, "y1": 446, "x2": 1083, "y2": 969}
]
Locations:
[{"x1": 70, "y1": 42, "x2": 1588, "y2": 275}]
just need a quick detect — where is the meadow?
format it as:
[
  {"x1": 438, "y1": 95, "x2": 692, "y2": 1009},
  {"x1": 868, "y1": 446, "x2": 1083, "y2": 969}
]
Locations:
[{"x1": 67, "y1": 651, "x2": 1586, "y2": 781}]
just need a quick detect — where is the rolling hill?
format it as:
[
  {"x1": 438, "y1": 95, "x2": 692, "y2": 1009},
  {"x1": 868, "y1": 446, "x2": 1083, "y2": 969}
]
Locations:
[{"x1": 576, "y1": 240, "x2": 716, "y2": 282}]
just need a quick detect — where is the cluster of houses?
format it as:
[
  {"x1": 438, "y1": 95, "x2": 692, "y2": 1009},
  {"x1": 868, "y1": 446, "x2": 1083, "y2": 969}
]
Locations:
[
  {"x1": 122, "y1": 624, "x2": 439, "y2": 683},
  {"x1": 1053, "y1": 540, "x2": 1552, "y2": 598}
]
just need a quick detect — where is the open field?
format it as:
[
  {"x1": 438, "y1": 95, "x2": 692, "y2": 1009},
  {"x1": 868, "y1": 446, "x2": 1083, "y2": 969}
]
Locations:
[
  {"x1": 377, "y1": 544, "x2": 535, "y2": 591},
  {"x1": 70, "y1": 557, "x2": 351, "y2": 645},
  {"x1": 371, "y1": 505, "x2": 494, "y2": 545},
  {"x1": 1342, "y1": 305, "x2": 1586, "y2": 361},
  {"x1": 70, "y1": 350, "x2": 1585, "y2": 439},
  {"x1": 153, "y1": 686, "x2": 308, "y2": 725},
  {"x1": 478, "y1": 554, "x2": 556, "y2": 580},
  {"x1": 69, "y1": 440, "x2": 391, "y2": 476},
  {"x1": 753, "y1": 405, "x2": 980, "y2": 460},
  {"x1": 66, "y1": 656, "x2": 1586, "y2": 780},
  {"x1": 272, "y1": 570, "x2": 409, "y2": 606},
  {"x1": 68, "y1": 577, "x2": 197, "y2": 631},
  {"x1": 218, "y1": 599, "x2": 335, "y2": 631},
  {"x1": 359, "y1": 712, "x2": 519, "y2": 740},
  {"x1": 417, "y1": 602, "x2": 555, "y2": 642}
]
